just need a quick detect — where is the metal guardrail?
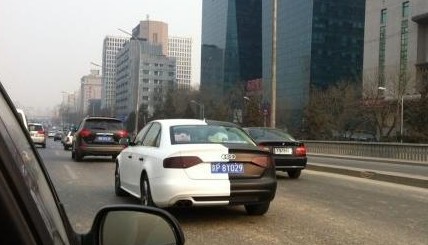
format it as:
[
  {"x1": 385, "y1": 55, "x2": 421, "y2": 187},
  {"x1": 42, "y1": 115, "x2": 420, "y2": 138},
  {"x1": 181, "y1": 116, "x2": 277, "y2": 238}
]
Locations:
[{"x1": 304, "y1": 141, "x2": 428, "y2": 163}]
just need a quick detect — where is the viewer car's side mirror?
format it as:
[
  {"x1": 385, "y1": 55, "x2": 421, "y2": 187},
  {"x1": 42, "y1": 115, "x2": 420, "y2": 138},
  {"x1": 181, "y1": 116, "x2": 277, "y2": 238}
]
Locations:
[{"x1": 82, "y1": 205, "x2": 185, "y2": 245}]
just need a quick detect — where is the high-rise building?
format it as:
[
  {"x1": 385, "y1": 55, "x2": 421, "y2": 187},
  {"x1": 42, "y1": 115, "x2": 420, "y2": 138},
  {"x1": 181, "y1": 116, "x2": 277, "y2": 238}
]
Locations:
[
  {"x1": 133, "y1": 20, "x2": 169, "y2": 55},
  {"x1": 168, "y1": 36, "x2": 192, "y2": 90},
  {"x1": 115, "y1": 39, "x2": 176, "y2": 120},
  {"x1": 363, "y1": 0, "x2": 428, "y2": 96},
  {"x1": 101, "y1": 36, "x2": 129, "y2": 114},
  {"x1": 200, "y1": 0, "x2": 263, "y2": 97},
  {"x1": 262, "y1": 0, "x2": 365, "y2": 131},
  {"x1": 80, "y1": 69, "x2": 102, "y2": 116}
]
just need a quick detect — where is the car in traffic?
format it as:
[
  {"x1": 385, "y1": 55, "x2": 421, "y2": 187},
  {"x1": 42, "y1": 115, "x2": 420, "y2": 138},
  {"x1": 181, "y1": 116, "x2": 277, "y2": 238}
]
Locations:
[
  {"x1": 27, "y1": 122, "x2": 47, "y2": 148},
  {"x1": 53, "y1": 130, "x2": 64, "y2": 141},
  {"x1": 16, "y1": 108, "x2": 28, "y2": 130},
  {"x1": 47, "y1": 130, "x2": 56, "y2": 137},
  {"x1": 115, "y1": 119, "x2": 277, "y2": 215},
  {"x1": 63, "y1": 130, "x2": 74, "y2": 150},
  {"x1": 0, "y1": 82, "x2": 185, "y2": 245},
  {"x1": 244, "y1": 127, "x2": 307, "y2": 179},
  {"x1": 72, "y1": 116, "x2": 129, "y2": 161}
]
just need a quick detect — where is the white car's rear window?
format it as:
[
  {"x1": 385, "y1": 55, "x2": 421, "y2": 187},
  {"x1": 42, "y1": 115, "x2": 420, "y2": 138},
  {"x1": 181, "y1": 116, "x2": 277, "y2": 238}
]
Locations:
[{"x1": 170, "y1": 125, "x2": 255, "y2": 145}]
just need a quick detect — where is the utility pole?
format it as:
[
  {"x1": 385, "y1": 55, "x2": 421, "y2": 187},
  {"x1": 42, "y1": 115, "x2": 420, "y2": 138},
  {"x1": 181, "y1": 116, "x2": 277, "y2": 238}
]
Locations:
[{"x1": 271, "y1": 0, "x2": 277, "y2": 128}]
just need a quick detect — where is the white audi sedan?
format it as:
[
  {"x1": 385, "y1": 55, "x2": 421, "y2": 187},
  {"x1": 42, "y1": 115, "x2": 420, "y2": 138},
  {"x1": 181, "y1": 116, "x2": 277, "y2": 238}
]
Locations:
[{"x1": 115, "y1": 119, "x2": 277, "y2": 215}]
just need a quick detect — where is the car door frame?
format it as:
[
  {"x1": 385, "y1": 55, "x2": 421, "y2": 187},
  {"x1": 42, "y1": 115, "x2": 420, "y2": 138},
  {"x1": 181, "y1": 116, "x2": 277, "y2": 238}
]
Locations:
[{"x1": 0, "y1": 83, "x2": 77, "y2": 244}]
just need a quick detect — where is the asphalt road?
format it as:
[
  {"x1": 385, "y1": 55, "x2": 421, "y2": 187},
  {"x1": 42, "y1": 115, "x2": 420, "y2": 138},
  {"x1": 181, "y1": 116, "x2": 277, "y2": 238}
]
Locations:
[{"x1": 38, "y1": 138, "x2": 428, "y2": 245}]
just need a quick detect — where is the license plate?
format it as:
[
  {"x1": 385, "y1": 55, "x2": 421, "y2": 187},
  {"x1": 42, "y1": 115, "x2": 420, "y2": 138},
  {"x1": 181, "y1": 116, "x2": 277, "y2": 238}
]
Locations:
[
  {"x1": 211, "y1": 163, "x2": 244, "y2": 174},
  {"x1": 96, "y1": 136, "x2": 112, "y2": 142},
  {"x1": 274, "y1": 147, "x2": 292, "y2": 155}
]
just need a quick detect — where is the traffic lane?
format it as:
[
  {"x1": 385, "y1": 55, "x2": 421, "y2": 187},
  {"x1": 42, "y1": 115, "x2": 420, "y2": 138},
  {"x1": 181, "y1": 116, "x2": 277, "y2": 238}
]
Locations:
[
  {"x1": 170, "y1": 171, "x2": 428, "y2": 245},
  {"x1": 39, "y1": 141, "x2": 428, "y2": 244},
  {"x1": 38, "y1": 139, "x2": 139, "y2": 233},
  {"x1": 308, "y1": 155, "x2": 428, "y2": 177}
]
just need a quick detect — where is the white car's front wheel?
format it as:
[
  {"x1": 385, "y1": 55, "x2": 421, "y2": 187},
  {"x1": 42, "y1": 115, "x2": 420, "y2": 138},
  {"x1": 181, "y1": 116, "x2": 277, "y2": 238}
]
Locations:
[{"x1": 140, "y1": 173, "x2": 154, "y2": 206}]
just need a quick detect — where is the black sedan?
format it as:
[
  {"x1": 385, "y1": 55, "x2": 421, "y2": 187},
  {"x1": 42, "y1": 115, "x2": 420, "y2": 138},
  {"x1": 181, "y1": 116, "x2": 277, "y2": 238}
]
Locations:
[{"x1": 244, "y1": 127, "x2": 307, "y2": 179}]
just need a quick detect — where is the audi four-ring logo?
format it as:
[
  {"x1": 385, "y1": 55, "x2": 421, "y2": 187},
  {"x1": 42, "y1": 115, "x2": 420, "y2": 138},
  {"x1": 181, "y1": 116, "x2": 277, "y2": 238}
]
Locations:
[{"x1": 221, "y1": 154, "x2": 236, "y2": 160}]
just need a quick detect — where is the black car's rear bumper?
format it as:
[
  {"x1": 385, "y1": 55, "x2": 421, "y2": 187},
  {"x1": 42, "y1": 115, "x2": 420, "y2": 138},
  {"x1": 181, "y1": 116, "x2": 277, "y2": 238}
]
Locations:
[
  {"x1": 229, "y1": 167, "x2": 277, "y2": 205},
  {"x1": 273, "y1": 156, "x2": 307, "y2": 170},
  {"x1": 78, "y1": 144, "x2": 125, "y2": 156}
]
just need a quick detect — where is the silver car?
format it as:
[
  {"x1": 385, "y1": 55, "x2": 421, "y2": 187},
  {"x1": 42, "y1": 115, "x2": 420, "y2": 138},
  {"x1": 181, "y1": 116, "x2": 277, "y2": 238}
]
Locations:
[{"x1": 28, "y1": 123, "x2": 47, "y2": 148}]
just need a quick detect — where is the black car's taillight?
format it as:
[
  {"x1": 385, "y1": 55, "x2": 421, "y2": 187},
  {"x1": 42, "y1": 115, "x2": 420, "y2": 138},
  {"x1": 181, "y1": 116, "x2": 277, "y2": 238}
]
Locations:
[
  {"x1": 163, "y1": 156, "x2": 202, "y2": 169},
  {"x1": 80, "y1": 128, "x2": 92, "y2": 138},
  {"x1": 295, "y1": 145, "x2": 307, "y2": 157},
  {"x1": 116, "y1": 130, "x2": 129, "y2": 138},
  {"x1": 251, "y1": 155, "x2": 271, "y2": 168}
]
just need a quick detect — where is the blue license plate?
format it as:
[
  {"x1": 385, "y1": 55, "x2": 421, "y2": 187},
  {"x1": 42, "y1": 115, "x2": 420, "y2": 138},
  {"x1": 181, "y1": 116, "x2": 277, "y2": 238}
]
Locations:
[
  {"x1": 211, "y1": 163, "x2": 244, "y2": 174},
  {"x1": 96, "y1": 136, "x2": 112, "y2": 142}
]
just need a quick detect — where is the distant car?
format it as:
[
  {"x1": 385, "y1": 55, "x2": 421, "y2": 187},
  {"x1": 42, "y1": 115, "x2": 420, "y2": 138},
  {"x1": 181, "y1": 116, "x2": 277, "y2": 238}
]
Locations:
[
  {"x1": 72, "y1": 116, "x2": 129, "y2": 161},
  {"x1": 244, "y1": 127, "x2": 307, "y2": 179},
  {"x1": 63, "y1": 131, "x2": 74, "y2": 150},
  {"x1": 27, "y1": 122, "x2": 47, "y2": 148},
  {"x1": 115, "y1": 119, "x2": 277, "y2": 215},
  {"x1": 48, "y1": 130, "x2": 56, "y2": 137},
  {"x1": 16, "y1": 108, "x2": 28, "y2": 130},
  {"x1": 53, "y1": 130, "x2": 63, "y2": 141}
]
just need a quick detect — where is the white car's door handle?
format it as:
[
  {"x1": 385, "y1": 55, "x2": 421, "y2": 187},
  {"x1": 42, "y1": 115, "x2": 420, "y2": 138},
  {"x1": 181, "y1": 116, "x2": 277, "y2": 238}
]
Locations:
[
  {"x1": 128, "y1": 155, "x2": 132, "y2": 159},
  {"x1": 139, "y1": 157, "x2": 144, "y2": 161}
]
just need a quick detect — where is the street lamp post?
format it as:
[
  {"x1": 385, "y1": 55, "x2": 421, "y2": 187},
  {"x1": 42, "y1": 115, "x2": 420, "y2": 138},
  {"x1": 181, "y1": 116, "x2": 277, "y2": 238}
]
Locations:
[
  {"x1": 190, "y1": 100, "x2": 204, "y2": 119},
  {"x1": 378, "y1": 86, "x2": 420, "y2": 143}
]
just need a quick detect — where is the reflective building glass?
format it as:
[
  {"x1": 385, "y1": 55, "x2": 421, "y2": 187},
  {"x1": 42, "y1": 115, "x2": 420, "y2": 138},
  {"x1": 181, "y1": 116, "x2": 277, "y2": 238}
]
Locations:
[
  {"x1": 263, "y1": 0, "x2": 365, "y2": 132},
  {"x1": 201, "y1": 0, "x2": 262, "y2": 96}
]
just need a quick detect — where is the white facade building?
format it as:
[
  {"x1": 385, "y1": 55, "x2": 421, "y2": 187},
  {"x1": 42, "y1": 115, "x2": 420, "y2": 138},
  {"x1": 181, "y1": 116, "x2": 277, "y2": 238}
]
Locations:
[
  {"x1": 80, "y1": 69, "x2": 102, "y2": 116},
  {"x1": 363, "y1": 0, "x2": 428, "y2": 95},
  {"x1": 168, "y1": 36, "x2": 192, "y2": 90},
  {"x1": 115, "y1": 39, "x2": 176, "y2": 120},
  {"x1": 101, "y1": 36, "x2": 129, "y2": 113}
]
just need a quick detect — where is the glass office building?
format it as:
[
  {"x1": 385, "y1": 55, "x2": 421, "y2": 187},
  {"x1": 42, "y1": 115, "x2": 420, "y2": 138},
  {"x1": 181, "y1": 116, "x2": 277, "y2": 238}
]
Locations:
[
  {"x1": 200, "y1": 0, "x2": 262, "y2": 97},
  {"x1": 263, "y1": 0, "x2": 365, "y2": 132}
]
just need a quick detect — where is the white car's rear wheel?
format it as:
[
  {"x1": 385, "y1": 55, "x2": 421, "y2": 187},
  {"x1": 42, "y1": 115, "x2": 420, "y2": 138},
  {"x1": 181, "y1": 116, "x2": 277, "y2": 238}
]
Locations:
[
  {"x1": 245, "y1": 202, "x2": 270, "y2": 215},
  {"x1": 140, "y1": 173, "x2": 154, "y2": 206},
  {"x1": 114, "y1": 164, "x2": 126, "y2": 196}
]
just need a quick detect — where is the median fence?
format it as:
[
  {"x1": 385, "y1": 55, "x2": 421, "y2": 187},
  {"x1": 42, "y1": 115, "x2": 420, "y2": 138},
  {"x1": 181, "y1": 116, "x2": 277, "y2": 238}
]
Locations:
[{"x1": 304, "y1": 141, "x2": 428, "y2": 163}]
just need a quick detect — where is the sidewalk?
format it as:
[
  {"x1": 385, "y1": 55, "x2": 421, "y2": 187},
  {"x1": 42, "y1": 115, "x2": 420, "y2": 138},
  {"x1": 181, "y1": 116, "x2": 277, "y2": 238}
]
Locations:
[{"x1": 306, "y1": 154, "x2": 428, "y2": 189}]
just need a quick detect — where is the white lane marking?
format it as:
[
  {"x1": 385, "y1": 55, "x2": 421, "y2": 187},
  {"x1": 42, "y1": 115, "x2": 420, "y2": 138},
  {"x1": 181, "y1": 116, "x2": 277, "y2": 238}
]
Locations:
[{"x1": 64, "y1": 164, "x2": 78, "y2": 180}]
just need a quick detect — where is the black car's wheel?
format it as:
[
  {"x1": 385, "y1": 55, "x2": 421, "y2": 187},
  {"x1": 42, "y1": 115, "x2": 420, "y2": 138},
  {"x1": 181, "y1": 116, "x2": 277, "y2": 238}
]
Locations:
[
  {"x1": 75, "y1": 149, "x2": 83, "y2": 162},
  {"x1": 287, "y1": 169, "x2": 302, "y2": 179},
  {"x1": 140, "y1": 173, "x2": 154, "y2": 206},
  {"x1": 114, "y1": 163, "x2": 126, "y2": 196},
  {"x1": 42, "y1": 143, "x2": 46, "y2": 148},
  {"x1": 245, "y1": 202, "x2": 270, "y2": 215}
]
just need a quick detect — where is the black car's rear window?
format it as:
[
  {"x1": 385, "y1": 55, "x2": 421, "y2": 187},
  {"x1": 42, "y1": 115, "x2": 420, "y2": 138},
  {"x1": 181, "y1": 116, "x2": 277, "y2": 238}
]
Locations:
[
  {"x1": 247, "y1": 128, "x2": 296, "y2": 142},
  {"x1": 84, "y1": 119, "x2": 123, "y2": 130}
]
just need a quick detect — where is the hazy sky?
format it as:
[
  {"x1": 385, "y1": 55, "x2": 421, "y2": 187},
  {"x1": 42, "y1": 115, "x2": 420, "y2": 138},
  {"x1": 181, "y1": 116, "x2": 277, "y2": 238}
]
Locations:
[{"x1": 0, "y1": 0, "x2": 202, "y2": 114}]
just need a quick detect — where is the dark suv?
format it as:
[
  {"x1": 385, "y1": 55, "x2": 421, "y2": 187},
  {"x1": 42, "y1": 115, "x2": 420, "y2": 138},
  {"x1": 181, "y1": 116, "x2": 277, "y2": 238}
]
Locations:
[{"x1": 72, "y1": 117, "x2": 129, "y2": 161}]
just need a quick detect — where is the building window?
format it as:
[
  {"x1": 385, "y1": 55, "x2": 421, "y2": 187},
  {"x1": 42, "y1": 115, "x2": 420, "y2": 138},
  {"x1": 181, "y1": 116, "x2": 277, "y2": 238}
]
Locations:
[
  {"x1": 380, "y1": 9, "x2": 387, "y2": 25},
  {"x1": 400, "y1": 20, "x2": 409, "y2": 78},
  {"x1": 378, "y1": 26, "x2": 386, "y2": 87},
  {"x1": 402, "y1": 1, "x2": 410, "y2": 18}
]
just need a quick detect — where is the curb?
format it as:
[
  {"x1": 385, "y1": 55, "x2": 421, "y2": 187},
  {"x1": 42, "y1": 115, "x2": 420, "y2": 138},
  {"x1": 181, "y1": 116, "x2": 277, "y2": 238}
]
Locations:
[
  {"x1": 307, "y1": 153, "x2": 428, "y2": 167},
  {"x1": 307, "y1": 164, "x2": 428, "y2": 189}
]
